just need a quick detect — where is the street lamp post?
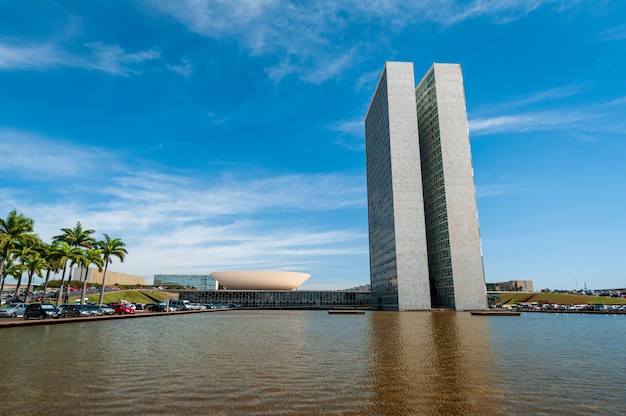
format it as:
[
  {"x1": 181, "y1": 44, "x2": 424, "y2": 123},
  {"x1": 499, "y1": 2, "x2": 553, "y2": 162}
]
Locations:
[{"x1": 570, "y1": 273, "x2": 578, "y2": 291}]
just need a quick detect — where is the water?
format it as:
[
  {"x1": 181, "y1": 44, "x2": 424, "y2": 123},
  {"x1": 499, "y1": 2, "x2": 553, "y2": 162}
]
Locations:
[{"x1": 0, "y1": 311, "x2": 624, "y2": 415}]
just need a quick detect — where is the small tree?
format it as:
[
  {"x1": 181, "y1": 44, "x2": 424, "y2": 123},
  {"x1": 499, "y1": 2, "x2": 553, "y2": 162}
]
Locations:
[
  {"x1": 79, "y1": 248, "x2": 104, "y2": 304},
  {"x1": 97, "y1": 234, "x2": 127, "y2": 305}
]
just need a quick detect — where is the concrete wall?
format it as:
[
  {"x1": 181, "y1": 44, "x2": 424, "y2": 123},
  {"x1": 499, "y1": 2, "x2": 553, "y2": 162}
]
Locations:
[
  {"x1": 83, "y1": 268, "x2": 145, "y2": 286},
  {"x1": 365, "y1": 62, "x2": 431, "y2": 310},
  {"x1": 429, "y1": 64, "x2": 487, "y2": 310}
]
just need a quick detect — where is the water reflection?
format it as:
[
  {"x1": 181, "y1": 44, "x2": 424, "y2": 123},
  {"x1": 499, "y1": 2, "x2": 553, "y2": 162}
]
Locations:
[
  {"x1": 366, "y1": 312, "x2": 499, "y2": 415},
  {"x1": 2, "y1": 311, "x2": 624, "y2": 415}
]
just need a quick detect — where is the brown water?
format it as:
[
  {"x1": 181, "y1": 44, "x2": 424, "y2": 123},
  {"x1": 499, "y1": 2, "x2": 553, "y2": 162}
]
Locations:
[{"x1": 0, "y1": 311, "x2": 624, "y2": 415}]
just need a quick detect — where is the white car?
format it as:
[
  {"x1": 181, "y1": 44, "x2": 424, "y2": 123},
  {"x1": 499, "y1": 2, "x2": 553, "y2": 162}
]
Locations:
[
  {"x1": 97, "y1": 304, "x2": 116, "y2": 315},
  {"x1": 0, "y1": 303, "x2": 29, "y2": 318}
]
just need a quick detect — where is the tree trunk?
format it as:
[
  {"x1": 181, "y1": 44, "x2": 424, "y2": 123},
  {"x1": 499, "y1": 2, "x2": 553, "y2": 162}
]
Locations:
[
  {"x1": 14, "y1": 274, "x2": 23, "y2": 302},
  {"x1": 64, "y1": 266, "x2": 75, "y2": 303},
  {"x1": 98, "y1": 262, "x2": 110, "y2": 305},
  {"x1": 25, "y1": 270, "x2": 35, "y2": 301},
  {"x1": 56, "y1": 263, "x2": 68, "y2": 306},
  {"x1": 0, "y1": 246, "x2": 9, "y2": 283},
  {"x1": 42, "y1": 269, "x2": 51, "y2": 304},
  {"x1": 80, "y1": 268, "x2": 89, "y2": 305}
]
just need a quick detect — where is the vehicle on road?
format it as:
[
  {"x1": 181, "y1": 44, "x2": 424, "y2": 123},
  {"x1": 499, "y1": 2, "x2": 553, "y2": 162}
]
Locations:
[
  {"x1": 97, "y1": 304, "x2": 115, "y2": 315},
  {"x1": 170, "y1": 299, "x2": 192, "y2": 310},
  {"x1": 59, "y1": 304, "x2": 91, "y2": 318},
  {"x1": 23, "y1": 303, "x2": 60, "y2": 320},
  {"x1": 147, "y1": 303, "x2": 168, "y2": 312},
  {"x1": 0, "y1": 303, "x2": 29, "y2": 318},
  {"x1": 84, "y1": 304, "x2": 104, "y2": 316},
  {"x1": 109, "y1": 303, "x2": 135, "y2": 315}
]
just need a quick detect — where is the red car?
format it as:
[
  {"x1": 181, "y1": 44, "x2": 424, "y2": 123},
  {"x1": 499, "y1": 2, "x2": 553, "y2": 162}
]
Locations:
[{"x1": 109, "y1": 303, "x2": 135, "y2": 315}]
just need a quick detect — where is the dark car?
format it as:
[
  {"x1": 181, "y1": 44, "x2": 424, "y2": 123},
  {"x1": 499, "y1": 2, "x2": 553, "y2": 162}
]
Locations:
[
  {"x1": 23, "y1": 303, "x2": 60, "y2": 320},
  {"x1": 148, "y1": 303, "x2": 168, "y2": 312},
  {"x1": 59, "y1": 304, "x2": 91, "y2": 318}
]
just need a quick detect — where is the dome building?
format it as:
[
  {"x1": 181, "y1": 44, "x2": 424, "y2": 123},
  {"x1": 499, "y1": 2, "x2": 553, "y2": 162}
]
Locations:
[{"x1": 210, "y1": 270, "x2": 311, "y2": 290}]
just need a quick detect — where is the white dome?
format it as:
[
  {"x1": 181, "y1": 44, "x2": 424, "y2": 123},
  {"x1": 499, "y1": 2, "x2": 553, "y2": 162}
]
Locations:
[{"x1": 210, "y1": 270, "x2": 311, "y2": 290}]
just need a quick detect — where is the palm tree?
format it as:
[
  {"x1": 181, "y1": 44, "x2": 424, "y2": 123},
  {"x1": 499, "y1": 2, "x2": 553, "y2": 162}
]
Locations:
[
  {"x1": 53, "y1": 222, "x2": 96, "y2": 304},
  {"x1": 79, "y1": 248, "x2": 104, "y2": 304},
  {"x1": 23, "y1": 251, "x2": 47, "y2": 301},
  {"x1": 0, "y1": 258, "x2": 21, "y2": 298},
  {"x1": 0, "y1": 209, "x2": 36, "y2": 281},
  {"x1": 97, "y1": 234, "x2": 128, "y2": 305},
  {"x1": 40, "y1": 242, "x2": 62, "y2": 304},
  {"x1": 11, "y1": 237, "x2": 44, "y2": 302},
  {"x1": 53, "y1": 242, "x2": 84, "y2": 306},
  {"x1": 0, "y1": 257, "x2": 12, "y2": 295},
  {"x1": 5, "y1": 261, "x2": 26, "y2": 302}
]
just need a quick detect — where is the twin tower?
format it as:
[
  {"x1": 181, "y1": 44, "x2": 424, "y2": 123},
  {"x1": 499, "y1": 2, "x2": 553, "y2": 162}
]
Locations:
[{"x1": 365, "y1": 62, "x2": 487, "y2": 310}]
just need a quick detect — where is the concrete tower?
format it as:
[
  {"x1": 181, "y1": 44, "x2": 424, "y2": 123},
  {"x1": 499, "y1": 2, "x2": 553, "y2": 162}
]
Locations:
[{"x1": 365, "y1": 62, "x2": 487, "y2": 311}]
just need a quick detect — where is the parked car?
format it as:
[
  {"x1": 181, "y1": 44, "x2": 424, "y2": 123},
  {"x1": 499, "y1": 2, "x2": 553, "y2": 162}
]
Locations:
[
  {"x1": 23, "y1": 303, "x2": 60, "y2": 320},
  {"x1": 170, "y1": 299, "x2": 192, "y2": 310},
  {"x1": 109, "y1": 303, "x2": 135, "y2": 315},
  {"x1": 97, "y1": 304, "x2": 116, "y2": 315},
  {"x1": 147, "y1": 303, "x2": 168, "y2": 312},
  {"x1": 84, "y1": 304, "x2": 104, "y2": 316},
  {"x1": 59, "y1": 304, "x2": 91, "y2": 318},
  {"x1": 133, "y1": 303, "x2": 147, "y2": 312},
  {"x1": 0, "y1": 303, "x2": 29, "y2": 318}
]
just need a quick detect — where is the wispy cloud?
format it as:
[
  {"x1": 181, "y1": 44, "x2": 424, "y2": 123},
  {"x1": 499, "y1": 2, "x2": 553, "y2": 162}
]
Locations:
[
  {"x1": 0, "y1": 43, "x2": 67, "y2": 69},
  {"x1": 167, "y1": 58, "x2": 193, "y2": 77},
  {"x1": 146, "y1": 0, "x2": 577, "y2": 83},
  {"x1": 327, "y1": 118, "x2": 365, "y2": 151},
  {"x1": 469, "y1": 110, "x2": 594, "y2": 135},
  {"x1": 0, "y1": 128, "x2": 118, "y2": 178},
  {"x1": 1, "y1": 128, "x2": 368, "y2": 287},
  {"x1": 469, "y1": 83, "x2": 626, "y2": 137},
  {"x1": 0, "y1": 40, "x2": 160, "y2": 75},
  {"x1": 596, "y1": 24, "x2": 626, "y2": 41},
  {"x1": 476, "y1": 181, "x2": 530, "y2": 198}
]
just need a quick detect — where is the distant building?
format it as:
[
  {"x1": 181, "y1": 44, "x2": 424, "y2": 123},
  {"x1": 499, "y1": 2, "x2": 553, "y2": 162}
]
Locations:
[
  {"x1": 488, "y1": 280, "x2": 534, "y2": 292},
  {"x1": 154, "y1": 274, "x2": 218, "y2": 290},
  {"x1": 365, "y1": 61, "x2": 486, "y2": 311},
  {"x1": 179, "y1": 290, "x2": 370, "y2": 309},
  {"x1": 77, "y1": 267, "x2": 145, "y2": 286}
]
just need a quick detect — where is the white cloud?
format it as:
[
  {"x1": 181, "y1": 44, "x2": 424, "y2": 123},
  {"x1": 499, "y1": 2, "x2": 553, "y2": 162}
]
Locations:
[
  {"x1": 476, "y1": 182, "x2": 529, "y2": 197},
  {"x1": 469, "y1": 86, "x2": 626, "y2": 137},
  {"x1": 596, "y1": 24, "x2": 626, "y2": 41},
  {"x1": 0, "y1": 40, "x2": 160, "y2": 75},
  {"x1": 167, "y1": 58, "x2": 193, "y2": 77},
  {"x1": 469, "y1": 110, "x2": 593, "y2": 135},
  {"x1": 146, "y1": 0, "x2": 581, "y2": 82},
  {"x1": 327, "y1": 118, "x2": 365, "y2": 151},
  {"x1": 0, "y1": 43, "x2": 66, "y2": 69},
  {"x1": 1, "y1": 128, "x2": 368, "y2": 285},
  {"x1": 0, "y1": 128, "x2": 117, "y2": 177}
]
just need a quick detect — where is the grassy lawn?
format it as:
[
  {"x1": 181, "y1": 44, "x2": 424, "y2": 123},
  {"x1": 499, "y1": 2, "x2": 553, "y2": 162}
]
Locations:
[
  {"x1": 498, "y1": 292, "x2": 626, "y2": 306},
  {"x1": 69, "y1": 290, "x2": 173, "y2": 304}
]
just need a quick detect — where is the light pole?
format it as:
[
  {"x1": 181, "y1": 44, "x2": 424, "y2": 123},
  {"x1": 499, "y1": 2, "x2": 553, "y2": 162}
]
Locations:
[{"x1": 570, "y1": 273, "x2": 578, "y2": 290}]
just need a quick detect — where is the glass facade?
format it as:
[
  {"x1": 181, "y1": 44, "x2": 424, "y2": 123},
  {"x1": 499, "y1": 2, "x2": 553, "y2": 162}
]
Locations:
[
  {"x1": 365, "y1": 62, "x2": 487, "y2": 310},
  {"x1": 154, "y1": 274, "x2": 218, "y2": 290},
  {"x1": 415, "y1": 69, "x2": 455, "y2": 308},
  {"x1": 178, "y1": 290, "x2": 371, "y2": 309},
  {"x1": 365, "y1": 68, "x2": 399, "y2": 309}
]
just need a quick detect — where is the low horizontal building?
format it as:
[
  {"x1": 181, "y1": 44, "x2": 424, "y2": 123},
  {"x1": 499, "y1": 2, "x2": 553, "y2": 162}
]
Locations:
[
  {"x1": 487, "y1": 280, "x2": 534, "y2": 292},
  {"x1": 178, "y1": 290, "x2": 371, "y2": 309},
  {"x1": 78, "y1": 268, "x2": 145, "y2": 286},
  {"x1": 154, "y1": 274, "x2": 218, "y2": 290}
]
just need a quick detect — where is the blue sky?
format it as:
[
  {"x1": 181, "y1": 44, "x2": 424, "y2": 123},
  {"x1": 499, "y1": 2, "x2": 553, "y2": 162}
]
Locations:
[{"x1": 1, "y1": 0, "x2": 625, "y2": 291}]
